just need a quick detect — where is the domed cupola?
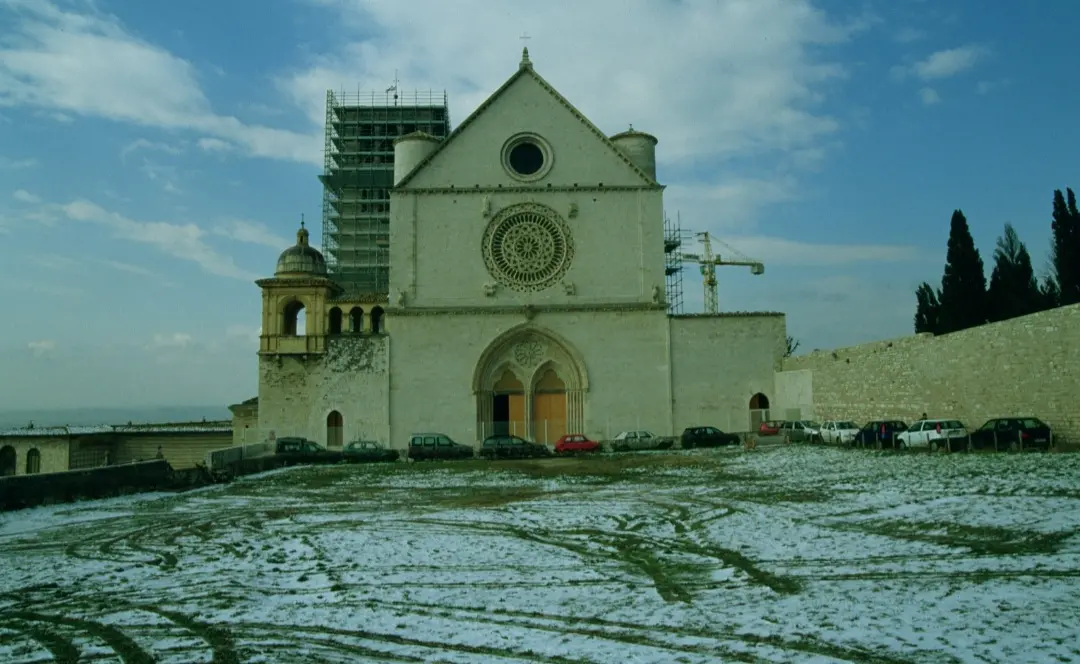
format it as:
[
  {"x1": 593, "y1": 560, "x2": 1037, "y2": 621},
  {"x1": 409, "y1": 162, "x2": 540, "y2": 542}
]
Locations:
[{"x1": 275, "y1": 217, "x2": 327, "y2": 277}]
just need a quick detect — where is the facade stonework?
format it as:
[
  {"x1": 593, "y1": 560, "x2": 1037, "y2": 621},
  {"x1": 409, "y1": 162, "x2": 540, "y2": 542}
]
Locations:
[
  {"x1": 253, "y1": 51, "x2": 785, "y2": 449},
  {"x1": 777, "y1": 303, "x2": 1080, "y2": 442},
  {"x1": 0, "y1": 436, "x2": 68, "y2": 476},
  {"x1": 0, "y1": 425, "x2": 233, "y2": 474}
]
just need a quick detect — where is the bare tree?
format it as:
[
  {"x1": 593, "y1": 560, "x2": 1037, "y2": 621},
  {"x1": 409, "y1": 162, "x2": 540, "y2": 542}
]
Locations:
[{"x1": 784, "y1": 336, "x2": 800, "y2": 358}]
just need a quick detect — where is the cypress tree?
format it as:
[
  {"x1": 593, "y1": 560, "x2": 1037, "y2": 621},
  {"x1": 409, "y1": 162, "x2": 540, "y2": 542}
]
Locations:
[
  {"x1": 914, "y1": 282, "x2": 941, "y2": 334},
  {"x1": 1040, "y1": 276, "x2": 1061, "y2": 310},
  {"x1": 986, "y1": 223, "x2": 1042, "y2": 322},
  {"x1": 1049, "y1": 187, "x2": 1080, "y2": 306},
  {"x1": 937, "y1": 209, "x2": 988, "y2": 333}
]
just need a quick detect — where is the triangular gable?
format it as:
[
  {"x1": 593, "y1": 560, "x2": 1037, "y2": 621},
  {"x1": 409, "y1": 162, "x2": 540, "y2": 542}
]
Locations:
[{"x1": 395, "y1": 51, "x2": 659, "y2": 189}]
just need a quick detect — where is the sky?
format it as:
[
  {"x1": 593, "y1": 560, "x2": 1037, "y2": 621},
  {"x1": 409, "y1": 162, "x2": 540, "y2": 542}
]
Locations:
[{"x1": 1, "y1": 0, "x2": 1078, "y2": 410}]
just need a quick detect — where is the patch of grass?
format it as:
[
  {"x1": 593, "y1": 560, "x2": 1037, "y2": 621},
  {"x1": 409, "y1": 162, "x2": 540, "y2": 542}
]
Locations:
[
  {"x1": 495, "y1": 453, "x2": 717, "y2": 480},
  {"x1": 852, "y1": 520, "x2": 1075, "y2": 556},
  {"x1": 429, "y1": 487, "x2": 551, "y2": 509},
  {"x1": 3, "y1": 611, "x2": 155, "y2": 664},
  {"x1": 724, "y1": 489, "x2": 829, "y2": 504}
]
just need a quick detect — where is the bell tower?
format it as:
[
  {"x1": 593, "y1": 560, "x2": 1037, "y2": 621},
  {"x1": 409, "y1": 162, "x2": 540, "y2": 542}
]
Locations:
[{"x1": 256, "y1": 218, "x2": 341, "y2": 355}]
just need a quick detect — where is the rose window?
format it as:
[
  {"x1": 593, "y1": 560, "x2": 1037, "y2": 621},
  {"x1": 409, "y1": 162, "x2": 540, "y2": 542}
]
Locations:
[{"x1": 482, "y1": 203, "x2": 574, "y2": 292}]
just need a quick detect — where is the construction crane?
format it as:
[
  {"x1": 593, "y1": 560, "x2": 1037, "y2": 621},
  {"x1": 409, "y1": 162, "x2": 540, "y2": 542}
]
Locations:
[{"x1": 679, "y1": 231, "x2": 764, "y2": 314}]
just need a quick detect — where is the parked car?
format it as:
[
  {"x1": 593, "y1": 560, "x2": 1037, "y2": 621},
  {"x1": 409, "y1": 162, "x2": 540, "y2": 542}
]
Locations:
[
  {"x1": 895, "y1": 419, "x2": 969, "y2": 452},
  {"x1": 406, "y1": 433, "x2": 474, "y2": 461},
  {"x1": 779, "y1": 420, "x2": 819, "y2": 443},
  {"x1": 554, "y1": 433, "x2": 601, "y2": 455},
  {"x1": 610, "y1": 430, "x2": 674, "y2": 451},
  {"x1": 479, "y1": 434, "x2": 551, "y2": 459},
  {"x1": 275, "y1": 437, "x2": 338, "y2": 461},
  {"x1": 852, "y1": 421, "x2": 908, "y2": 447},
  {"x1": 818, "y1": 421, "x2": 860, "y2": 445},
  {"x1": 758, "y1": 420, "x2": 783, "y2": 436},
  {"x1": 969, "y1": 417, "x2": 1053, "y2": 452},
  {"x1": 681, "y1": 426, "x2": 741, "y2": 448},
  {"x1": 342, "y1": 440, "x2": 399, "y2": 463}
]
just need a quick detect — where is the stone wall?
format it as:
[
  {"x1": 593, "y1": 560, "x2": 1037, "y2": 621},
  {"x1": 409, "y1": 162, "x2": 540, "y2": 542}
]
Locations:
[
  {"x1": 780, "y1": 303, "x2": 1080, "y2": 441},
  {"x1": 258, "y1": 335, "x2": 390, "y2": 447},
  {"x1": 0, "y1": 460, "x2": 177, "y2": 512},
  {"x1": 228, "y1": 399, "x2": 259, "y2": 446},
  {"x1": 0, "y1": 436, "x2": 69, "y2": 475},
  {"x1": 670, "y1": 313, "x2": 786, "y2": 433},
  {"x1": 113, "y1": 433, "x2": 233, "y2": 469}
]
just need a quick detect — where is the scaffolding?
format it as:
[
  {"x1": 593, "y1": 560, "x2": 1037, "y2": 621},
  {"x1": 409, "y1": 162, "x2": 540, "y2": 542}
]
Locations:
[
  {"x1": 319, "y1": 88, "x2": 451, "y2": 292},
  {"x1": 663, "y1": 211, "x2": 688, "y2": 315}
]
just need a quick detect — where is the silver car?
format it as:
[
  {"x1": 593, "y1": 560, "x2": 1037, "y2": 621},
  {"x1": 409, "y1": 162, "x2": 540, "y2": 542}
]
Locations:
[
  {"x1": 610, "y1": 430, "x2": 674, "y2": 451},
  {"x1": 780, "y1": 420, "x2": 819, "y2": 443}
]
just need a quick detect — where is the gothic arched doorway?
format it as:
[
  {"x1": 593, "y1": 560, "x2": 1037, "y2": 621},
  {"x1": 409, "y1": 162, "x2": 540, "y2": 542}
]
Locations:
[
  {"x1": 326, "y1": 410, "x2": 343, "y2": 448},
  {"x1": 473, "y1": 324, "x2": 588, "y2": 442}
]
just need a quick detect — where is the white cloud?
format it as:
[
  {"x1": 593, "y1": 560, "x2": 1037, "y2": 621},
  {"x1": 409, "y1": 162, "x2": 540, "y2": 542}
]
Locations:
[
  {"x1": 151, "y1": 332, "x2": 193, "y2": 349},
  {"x1": 0, "y1": 156, "x2": 37, "y2": 169},
  {"x1": 12, "y1": 188, "x2": 40, "y2": 203},
  {"x1": 225, "y1": 324, "x2": 261, "y2": 345},
  {"x1": 0, "y1": 0, "x2": 320, "y2": 164},
  {"x1": 665, "y1": 178, "x2": 798, "y2": 233},
  {"x1": 55, "y1": 199, "x2": 259, "y2": 280},
  {"x1": 100, "y1": 259, "x2": 152, "y2": 276},
  {"x1": 685, "y1": 236, "x2": 920, "y2": 267},
  {"x1": 120, "y1": 138, "x2": 183, "y2": 159},
  {"x1": 138, "y1": 159, "x2": 184, "y2": 194},
  {"x1": 975, "y1": 79, "x2": 1008, "y2": 95},
  {"x1": 197, "y1": 137, "x2": 234, "y2": 153},
  {"x1": 919, "y1": 87, "x2": 941, "y2": 105},
  {"x1": 893, "y1": 28, "x2": 926, "y2": 44},
  {"x1": 280, "y1": 0, "x2": 870, "y2": 224},
  {"x1": 27, "y1": 339, "x2": 55, "y2": 357},
  {"x1": 213, "y1": 219, "x2": 291, "y2": 250},
  {"x1": 894, "y1": 45, "x2": 989, "y2": 81}
]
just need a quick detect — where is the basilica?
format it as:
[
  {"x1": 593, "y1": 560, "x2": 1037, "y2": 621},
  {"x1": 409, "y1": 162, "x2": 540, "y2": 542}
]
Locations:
[{"x1": 248, "y1": 49, "x2": 786, "y2": 449}]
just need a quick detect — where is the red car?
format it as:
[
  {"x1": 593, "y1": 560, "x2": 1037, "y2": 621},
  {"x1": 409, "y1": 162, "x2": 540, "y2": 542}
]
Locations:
[
  {"x1": 759, "y1": 420, "x2": 783, "y2": 436},
  {"x1": 554, "y1": 434, "x2": 600, "y2": 455}
]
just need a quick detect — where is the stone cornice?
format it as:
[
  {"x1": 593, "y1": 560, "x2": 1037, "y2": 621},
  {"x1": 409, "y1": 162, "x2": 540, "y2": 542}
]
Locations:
[
  {"x1": 671, "y1": 311, "x2": 785, "y2": 319},
  {"x1": 392, "y1": 184, "x2": 664, "y2": 196},
  {"x1": 385, "y1": 302, "x2": 668, "y2": 316},
  {"x1": 255, "y1": 277, "x2": 342, "y2": 291}
]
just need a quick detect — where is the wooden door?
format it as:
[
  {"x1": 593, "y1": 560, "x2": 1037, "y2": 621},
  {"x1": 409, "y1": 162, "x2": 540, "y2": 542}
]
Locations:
[{"x1": 533, "y1": 392, "x2": 567, "y2": 444}]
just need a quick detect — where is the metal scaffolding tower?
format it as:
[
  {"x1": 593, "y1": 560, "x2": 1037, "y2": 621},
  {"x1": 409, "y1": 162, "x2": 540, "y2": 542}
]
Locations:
[
  {"x1": 663, "y1": 212, "x2": 687, "y2": 315},
  {"x1": 319, "y1": 87, "x2": 451, "y2": 293}
]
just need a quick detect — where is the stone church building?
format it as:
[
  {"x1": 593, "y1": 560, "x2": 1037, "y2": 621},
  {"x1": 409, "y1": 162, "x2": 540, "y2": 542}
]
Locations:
[{"x1": 250, "y1": 49, "x2": 786, "y2": 449}]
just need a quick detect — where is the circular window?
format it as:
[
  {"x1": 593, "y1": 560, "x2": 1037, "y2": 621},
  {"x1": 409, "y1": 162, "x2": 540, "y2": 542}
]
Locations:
[
  {"x1": 502, "y1": 133, "x2": 552, "y2": 181},
  {"x1": 482, "y1": 203, "x2": 574, "y2": 292},
  {"x1": 508, "y1": 142, "x2": 544, "y2": 175}
]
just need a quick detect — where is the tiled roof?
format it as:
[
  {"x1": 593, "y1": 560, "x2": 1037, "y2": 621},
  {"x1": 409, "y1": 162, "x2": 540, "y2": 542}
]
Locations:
[{"x1": 0, "y1": 421, "x2": 232, "y2": 438}]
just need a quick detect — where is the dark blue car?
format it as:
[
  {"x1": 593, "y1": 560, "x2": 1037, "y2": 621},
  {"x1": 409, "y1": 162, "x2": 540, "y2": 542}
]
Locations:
[{"x1": 853, "y1": 420, "x2": 908, "y2": 448}]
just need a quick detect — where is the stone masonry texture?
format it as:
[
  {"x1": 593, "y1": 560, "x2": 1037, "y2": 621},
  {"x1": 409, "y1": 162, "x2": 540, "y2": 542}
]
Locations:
[{"x1": 781, "y1": 303, "x2": 1080, "y2": 443}]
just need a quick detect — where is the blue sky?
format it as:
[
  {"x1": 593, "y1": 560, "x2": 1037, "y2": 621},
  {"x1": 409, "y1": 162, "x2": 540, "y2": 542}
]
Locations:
[{"x1": 1, "y1": 0, "x2": 1077, "y2": 409}]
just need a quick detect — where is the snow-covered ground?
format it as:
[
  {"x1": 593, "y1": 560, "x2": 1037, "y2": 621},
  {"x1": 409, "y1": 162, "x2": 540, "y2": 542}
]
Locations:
[{"x1": 1, "y1": 446, "x2": 1077, "y2": 663}]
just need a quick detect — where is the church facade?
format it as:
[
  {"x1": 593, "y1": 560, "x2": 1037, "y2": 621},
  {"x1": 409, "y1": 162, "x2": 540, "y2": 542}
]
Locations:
[{"x1": 251, "y1": 50, "x2": 786, "y2": 449}]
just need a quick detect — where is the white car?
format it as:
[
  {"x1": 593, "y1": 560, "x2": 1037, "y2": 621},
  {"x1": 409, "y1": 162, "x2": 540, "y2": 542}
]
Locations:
[
  {"x1": 896, "y1": 419, "x2": 969, "y2": 451},
  {"x1": 819, "y1": 420, "x2": 860, "y2": 445},
  {"x1": 610, "y1": 430, "x2": 674, "y2": 451}
]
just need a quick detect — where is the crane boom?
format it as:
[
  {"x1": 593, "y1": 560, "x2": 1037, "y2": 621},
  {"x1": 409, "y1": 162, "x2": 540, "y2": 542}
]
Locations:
[{"x1": 677, "y1": 231, "x2": 764, "y2": 313}]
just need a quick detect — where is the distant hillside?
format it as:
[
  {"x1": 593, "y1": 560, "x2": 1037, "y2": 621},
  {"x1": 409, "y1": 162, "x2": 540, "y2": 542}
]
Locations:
[{"x1": 0, "y1": 406, "x2": 233, "y2": 430}]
